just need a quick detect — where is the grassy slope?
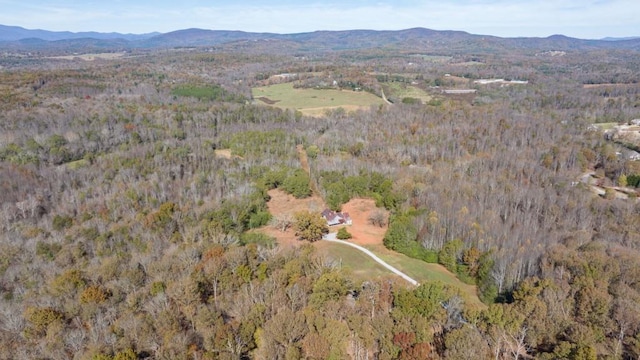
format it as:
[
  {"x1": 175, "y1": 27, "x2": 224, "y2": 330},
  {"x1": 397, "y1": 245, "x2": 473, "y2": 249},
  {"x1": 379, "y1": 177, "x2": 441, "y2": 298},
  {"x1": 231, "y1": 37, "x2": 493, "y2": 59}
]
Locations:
[
  {"x1": 384, "y1": 82, "x2": 432, "y2": 103},
  {"x1": 315, "y1": 241, "x2": 394, "y2": 281},
  {"x1": 252, "y1": 82, "x2": 385, "y2": 115},
  {"x1": 316, "y1": 241, "x2": 486, "y2": 309}
]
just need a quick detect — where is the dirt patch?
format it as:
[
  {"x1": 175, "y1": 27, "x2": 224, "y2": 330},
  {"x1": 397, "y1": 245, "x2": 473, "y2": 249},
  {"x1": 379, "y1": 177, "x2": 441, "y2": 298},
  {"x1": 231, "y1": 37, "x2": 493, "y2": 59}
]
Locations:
[
  {"x1": 296, "y1": 145, "x2": 321, "y2": 195},
  {"x1": 337, "y1": 198, "x2": 389, "y2": 246},
  {"x1": 256, "y1": 96, "x2": 280, "y2": 105},
  {"x1": 214, "y1": 149, "x2": 233, "y2": 159},
  {"x1": 296, "y1": 145, "x2": 311, "y2": 175},
  {"x1": 261, "y1": 191, "x2": 387, "y2": 248},
  {"x1": 266, "y1": 189, "x2": 326, "y2": 215},
  {"x1": 214, "y1": 149, "x2": 242, "y2": 160},
  {"x1": 259, "y1": 189, "x2": 327, "y2": 247},
  {"x1": 257, "y1": 225, "x2": 300, "y2": 248}
]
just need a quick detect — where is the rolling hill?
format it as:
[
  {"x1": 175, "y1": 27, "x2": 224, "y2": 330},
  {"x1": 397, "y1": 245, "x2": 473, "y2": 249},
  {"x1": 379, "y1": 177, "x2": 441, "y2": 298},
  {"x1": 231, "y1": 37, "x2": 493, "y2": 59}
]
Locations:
[{"x1": 1, "y1": 24, "x2": 639, "y2": 54}]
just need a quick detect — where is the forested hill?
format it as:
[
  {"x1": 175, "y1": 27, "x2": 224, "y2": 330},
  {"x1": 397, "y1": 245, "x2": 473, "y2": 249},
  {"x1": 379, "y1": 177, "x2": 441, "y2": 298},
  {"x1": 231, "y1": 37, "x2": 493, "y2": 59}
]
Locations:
[
  {"x1": 1, "y1": 25, "x2": 640, "y2": 53},
  {"x1": 1, "y1": 28, "x2": 640, "y2": 359},
  {"x1": 0, "y1": 24, "x2": 158, "y2": 42}
]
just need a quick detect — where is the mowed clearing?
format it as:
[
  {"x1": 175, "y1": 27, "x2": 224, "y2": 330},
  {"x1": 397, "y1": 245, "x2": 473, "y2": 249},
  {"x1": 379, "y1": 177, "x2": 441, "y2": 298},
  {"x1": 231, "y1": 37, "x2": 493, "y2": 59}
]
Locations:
[
  {"x1": 384, "y1": 82, "x2": 433, "y2": 103},
  {"x1": 48, "y1": 52, "x2": 127, "y2": 61},
  {"x1": 259, "y1": 190, "x2": 485, "y2": 308},
  {"x1": 252, "y1": 82, "x2": 386, "y2": 116}
]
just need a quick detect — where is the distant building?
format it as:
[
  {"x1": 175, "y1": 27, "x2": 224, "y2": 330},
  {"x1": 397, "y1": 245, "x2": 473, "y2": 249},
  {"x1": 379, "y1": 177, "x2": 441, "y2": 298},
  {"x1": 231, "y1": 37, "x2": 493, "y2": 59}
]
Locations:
[
  {"x1": 621, "y1": 149, "x2": 640, "y2": 161},
  {"x1": 442, "y1": 89, "x2": 477, "y2": 94},
  {"x1": 321, "y1": 209, "x2": 352, "y2": 226},
  {"x1": 473, "y1": 79, "x2": 529, "y2": 85}
]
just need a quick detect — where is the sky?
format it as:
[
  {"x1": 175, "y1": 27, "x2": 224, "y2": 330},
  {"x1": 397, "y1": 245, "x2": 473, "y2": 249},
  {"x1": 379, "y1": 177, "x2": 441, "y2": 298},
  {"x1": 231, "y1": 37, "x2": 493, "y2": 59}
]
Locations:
[{"x1": 0, "y1": 0, "x2": 638, "y2": 39}]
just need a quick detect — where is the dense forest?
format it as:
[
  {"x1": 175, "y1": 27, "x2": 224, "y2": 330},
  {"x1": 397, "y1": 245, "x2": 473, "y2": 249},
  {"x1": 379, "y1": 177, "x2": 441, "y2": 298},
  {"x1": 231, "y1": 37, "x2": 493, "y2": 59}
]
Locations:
[{"x1": 1, "y1": 42, "x2": 640, "y2": 360}]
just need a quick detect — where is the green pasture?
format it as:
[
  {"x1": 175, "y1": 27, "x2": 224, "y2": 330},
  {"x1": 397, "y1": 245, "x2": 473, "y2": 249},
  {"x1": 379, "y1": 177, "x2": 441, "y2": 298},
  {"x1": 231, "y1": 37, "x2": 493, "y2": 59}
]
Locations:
[
  {"x1": 384, "y1": 82, "x2": 432, "y2": 103},
  {"x1": 316, "y1": 242, "x2": 393, "y2": 282},
  {"x1": 252, "y1": 82, "x2": 385, "y2": 115},
  {"x1": 592, "y1": 122, "x2": 618, "y2": 130}
]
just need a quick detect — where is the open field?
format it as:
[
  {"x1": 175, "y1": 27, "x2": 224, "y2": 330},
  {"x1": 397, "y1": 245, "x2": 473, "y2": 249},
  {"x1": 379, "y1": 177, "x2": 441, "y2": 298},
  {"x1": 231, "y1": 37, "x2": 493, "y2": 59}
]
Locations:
[
  {"x1": 408, "y1": 54, "x2": 452, "y2": 63},
  {"x1": 252, "y1": 82, "x2": 385, "y2": 116},
  {"x1": 592, "y1": 122, "x2": 619, "y2": 130},
  {"x1": 583, "y1": 83, "x2": 639, "y2": 89},
  {"x1": 47, "y1": 52, "x2": 127, "y2": 61},
  {"x1": 384, "y1": 82, "x2": 432, "y2": 103}
]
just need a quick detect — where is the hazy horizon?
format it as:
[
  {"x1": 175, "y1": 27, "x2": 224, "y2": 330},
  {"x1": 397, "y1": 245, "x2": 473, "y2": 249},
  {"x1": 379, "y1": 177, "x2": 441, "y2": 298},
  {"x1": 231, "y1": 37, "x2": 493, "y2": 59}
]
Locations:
[{"x1": 0, "y1": 0, "x2": 638, "y2": 40}]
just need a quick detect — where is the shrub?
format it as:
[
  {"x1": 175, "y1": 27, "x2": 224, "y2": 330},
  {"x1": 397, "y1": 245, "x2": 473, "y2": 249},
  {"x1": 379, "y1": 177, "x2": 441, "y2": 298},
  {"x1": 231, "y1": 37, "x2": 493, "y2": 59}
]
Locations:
[
  {"x1": 150, "y1": 281, "x2": 166, "y2": 296},
  {"x1": 306, "y1": 145, "x2": 320, "y2": 159},
  {"x1": 336, "y1": 227, "x2": 352, "y2": 240},
  {"x1": 260, "y1": 168, "x2": 288, "y2": 189},
  {"x1": 294, "y1": 211, "x2": 328, "y2": 242},
  {"x1": 91, "y1": 355, "x2": 113, "y2": 360},
  {"x1": 402, "y1": 97, "x2": 420, "y2": 104},
  {"x1": 35, "y1": 241, "x2": 62, "y2": 261},
  {"x1": 171, "y1": 84, "x2": 246, "y2": 103},
  {"x1": 50, "y1": 269, "x2": 85, "y2": 296},
  {"x1": 25, "y1": 307, "x2": 64, "y2": 334},
  {"x1": 368, "y1": 210, "x2": 387, "y2": 227},
  {"x1": 438, "y1": 239, "x2": 463, "y2": 273},
  {"x1": 52, "y1": 214, "x2": 73, "y2": 231},
  {"x1": 627, "y1": 174, "x2": 640, "y2": 187},
  {"x1": 114, "y1": 349, "x2": 137, "y2": 360},
  {"x1": 249, "y1": 211, "x2": 272, "y2": 229},
  {"x1": 383, "y1": 213, "x2": 438, "y2": 263},
  {"x1": 240, "y1": 232, "x2": 277, "y2": 247},
  {"x1": 282, "y1": 169, "x2": 312, "y2": 198},
  {"x1": 80, "y1": 285, "x2": 110, "y2": 304}
]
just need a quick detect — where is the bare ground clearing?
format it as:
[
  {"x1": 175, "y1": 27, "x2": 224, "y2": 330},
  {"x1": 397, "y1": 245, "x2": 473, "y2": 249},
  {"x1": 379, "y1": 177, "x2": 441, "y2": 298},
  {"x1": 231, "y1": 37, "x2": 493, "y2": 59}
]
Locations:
[
  {"x1": 214, "y1": 149, "x2": 242, "y2": 160},
  {"x1": 259, "y1": 190, "x2": 485, "y2": 306},
  {"x1": 260, "y1": 189, "x2": 326, "y2": 247},
  {"x1": 337, "y1": 198, "x2": 389, "y2": 246}
]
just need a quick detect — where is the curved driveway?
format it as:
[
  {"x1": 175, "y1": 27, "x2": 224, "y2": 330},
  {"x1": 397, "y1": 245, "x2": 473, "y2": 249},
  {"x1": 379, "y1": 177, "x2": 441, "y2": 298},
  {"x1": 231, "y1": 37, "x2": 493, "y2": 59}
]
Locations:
[{"x1": 323, "y1": 233, "x2": 419, "y2": 286}]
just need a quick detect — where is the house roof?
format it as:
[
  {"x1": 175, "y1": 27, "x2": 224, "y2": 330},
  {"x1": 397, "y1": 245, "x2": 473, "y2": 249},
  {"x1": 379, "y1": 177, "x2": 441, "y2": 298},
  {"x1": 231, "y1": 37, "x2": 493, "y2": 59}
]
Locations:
[{"x1": 322, "y1": 209, "x2": 351, "y2": 224}]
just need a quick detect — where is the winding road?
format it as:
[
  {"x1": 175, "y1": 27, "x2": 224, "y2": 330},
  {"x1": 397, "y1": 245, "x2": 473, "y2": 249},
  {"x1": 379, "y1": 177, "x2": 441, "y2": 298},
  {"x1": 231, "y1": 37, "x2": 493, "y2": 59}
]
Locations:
[{"x1": 323, "y1": 233, "x2": 419, "y2": 286}]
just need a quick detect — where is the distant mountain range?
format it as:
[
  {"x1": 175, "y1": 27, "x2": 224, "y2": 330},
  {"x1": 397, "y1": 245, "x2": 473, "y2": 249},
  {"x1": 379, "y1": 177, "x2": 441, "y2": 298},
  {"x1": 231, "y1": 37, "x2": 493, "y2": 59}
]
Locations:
[
  {"x1": 1, "y1": 24, "x2": 639, "y2": 54},
  {"x1": 0, "y1": 24, "x2": 159, "y2": 42},
  {"x1": 601, "y1": 36, "x2": 640, "y2": 41}
]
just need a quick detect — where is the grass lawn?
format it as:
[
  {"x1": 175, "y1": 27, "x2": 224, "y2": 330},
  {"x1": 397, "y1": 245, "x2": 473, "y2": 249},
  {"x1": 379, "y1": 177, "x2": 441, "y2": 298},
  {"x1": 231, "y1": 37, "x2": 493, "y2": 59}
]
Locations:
[
  {"x1": 592, "y1": 122, "x2": 619, "y2": 130},
  {"x1": 315, "y1": 241, "x2": 393, "y2": 283},
  {"x1": 368, "y1": 245, "x2": 486, "y2": 309},
  {"x1": 316, "y1": 241, "x2": 486, "y2": 309},
  {"x1": 365, "y1": 243, "x2": 486, "y2": 309},
  {"x1": 252, "y1": 82, "x2": 385, "y2": 116}
]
